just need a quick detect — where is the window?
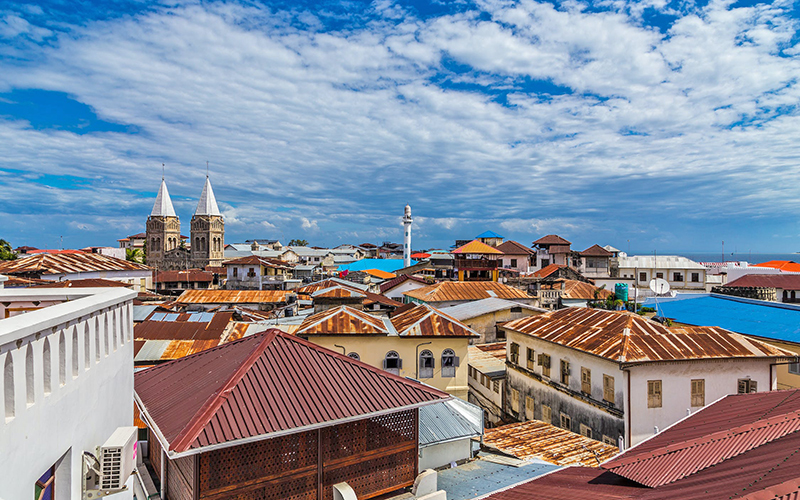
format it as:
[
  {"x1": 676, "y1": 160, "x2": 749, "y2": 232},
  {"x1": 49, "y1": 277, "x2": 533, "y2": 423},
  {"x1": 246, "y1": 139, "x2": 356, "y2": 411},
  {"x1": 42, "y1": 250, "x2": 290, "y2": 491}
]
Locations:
[
  {"x1": 602, "y1": 435, "x2": 617, "y2": 446},
  {"x1": 691, "y1": 379, "x2": 705, "y2": 407},
  {"x1": 560, "y1": 359, "x2": 570, "y2": 385},
  {"x1": 232, "y1": 267, "x2": 238, "y2": 277},
  {"x1": 347, "y1": 352, "x2": 360, "y2": 361},
  {"x1": 789, "y1": 363, "x2": 800, "y2": 375},
  {"x1": 509, "y1": 343, "x2": 520, "y2": 364},
  {"x1": 248, "y1": 267, "x2": 256, "y2": 278},
  {"x1": 542, "y1": 405, "x2": 552, "y2": 424},
  {"x1": 526, "y1": 348, "x2": 536, "y2": 370},
  {"x1": 603, "y1": 375, "x2": 615, "y2": 404},
  {"x1": 483, "y1": 374, "x2": 490, "y2": 388},
  {"x1": 639, "y1": 272, "x2": 647, "y2": 282},
  {"x1": 510, "y1": 306, "x2": 522, "y2": 313},
  {"x1": 691, "y1": 272, "x2": 700, "y2": 282},
  {"x1": 673, "y1": 272, "x2": 684, "y2": 282},
  {"x1": 580, "y1": 424, "x2": 592, "y2": 439},
  {"x1": 560, "y1": 413, "x2": 572, "y2": 431},
  {"x1": 510, "y1": 259, "x2": 518, "y2": 267},
  {"x1": 383, "y1": 351, "x2": 402, "y2": 375},
  {"x1": 581, "y1": 367, "x2": 591, "y2": 394},
  {"x1": 656, "y1": 272, "x2": 664, "y2": 279},
  {"x1": 510, "y1": 388, "x2": 520, "y2": 413},
  {"x1": 419, "y1": 350, "x2": 434, "y2": 379},
  {"x1": 538, "y1": 353, "x2": 551, "y2": 378},
  {"x1": 493, "y1": 379, "x2": 500, "y2": 393},
  {"x1": 648, "y1": 380, "x2": 662, "y2": 408},
  {"x1": 441, "y1": 349, "x2": 458, "y2": 378},
  {"x1": 35, "y1": 465, "x2": 55, "y2": 500},
  {"x1": 525, "y1": 396, "x2": 535, "y2": 420},
  {"x1": 738, "y1": 379, "x2": 758, "y2": 394},
  {"x1": 469, "y1": 366, "x2": 475, "y2": 379}
]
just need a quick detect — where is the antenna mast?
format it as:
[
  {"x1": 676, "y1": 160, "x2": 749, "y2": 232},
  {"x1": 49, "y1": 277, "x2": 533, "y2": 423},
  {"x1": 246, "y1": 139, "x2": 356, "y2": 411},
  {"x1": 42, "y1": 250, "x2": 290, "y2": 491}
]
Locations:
[{"x1": 162, "y1": 163, "x2": 165, "y2": 181}]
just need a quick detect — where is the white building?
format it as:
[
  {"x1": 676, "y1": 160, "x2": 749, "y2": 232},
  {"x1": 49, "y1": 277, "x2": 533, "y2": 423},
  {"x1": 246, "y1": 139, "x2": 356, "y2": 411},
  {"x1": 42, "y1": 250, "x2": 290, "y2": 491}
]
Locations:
[
  {"x1": 616, "y1": 255, "x2": 707, "y2": 294},
  {"x1": 501, "y1": 307, "x2": 793, "y2": 449},
  {"x1": 0, "y1": 287, "x2": 137, "y2": 499},
  {"x1": 467, "y1": 344, "x2": 506, "y2": 425}
]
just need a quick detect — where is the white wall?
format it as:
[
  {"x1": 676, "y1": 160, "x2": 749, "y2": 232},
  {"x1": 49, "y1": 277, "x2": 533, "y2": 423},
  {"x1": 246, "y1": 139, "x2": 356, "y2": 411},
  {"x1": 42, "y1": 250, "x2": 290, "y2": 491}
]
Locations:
[
  {"x1": 385, "y1": 280, "x2": 428, "y2": 302},
  {"x1": 41, "y1": 270, "x2": 153, "y2": 293},
  {"x1": 419, "y1": 439, "x2": 472, "y2": 471},
  {"x1": 0, "y1": 288, "x2": 136, "y2": 500},
  {"x1": 627, "y1": 358, "x2": 775, "y2": 445}
]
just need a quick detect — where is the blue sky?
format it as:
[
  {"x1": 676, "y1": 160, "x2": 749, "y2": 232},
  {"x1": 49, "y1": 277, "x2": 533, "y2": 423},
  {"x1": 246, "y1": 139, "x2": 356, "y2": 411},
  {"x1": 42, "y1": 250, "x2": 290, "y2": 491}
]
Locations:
[{"x1": 1, "y1": 0, "x2": 799, "y2": 253}]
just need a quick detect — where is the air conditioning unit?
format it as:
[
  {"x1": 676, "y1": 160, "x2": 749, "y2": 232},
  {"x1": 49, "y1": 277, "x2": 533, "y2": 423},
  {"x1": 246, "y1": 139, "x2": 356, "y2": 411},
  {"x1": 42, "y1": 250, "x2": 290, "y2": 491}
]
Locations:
[{"x1": 83, "y1": 426, "x2": 138, "y2": 499}]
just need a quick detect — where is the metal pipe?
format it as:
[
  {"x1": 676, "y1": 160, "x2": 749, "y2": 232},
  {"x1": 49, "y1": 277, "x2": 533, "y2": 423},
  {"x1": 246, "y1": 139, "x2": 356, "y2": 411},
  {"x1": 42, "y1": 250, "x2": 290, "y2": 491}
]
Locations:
[
  {"x1": 333, "y1": 344, "x2": 346, "y2": 355},
  {"x1": 160, "y1": 447, "x2": 166, "y2": 499}
]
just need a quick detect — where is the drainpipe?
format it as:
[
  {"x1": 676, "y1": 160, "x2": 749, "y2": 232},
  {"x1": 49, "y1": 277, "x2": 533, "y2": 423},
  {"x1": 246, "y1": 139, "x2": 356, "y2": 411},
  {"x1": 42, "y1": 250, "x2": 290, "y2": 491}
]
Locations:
[
  {"x1": 160, "y1": 448, "x2": 167, "y2": 499},
  {"x1": 625, "y1": 368, "x2": 631, "y2": 451},
  {"x1": 333, "y1": 344, "x2": 346, "y2": 355}
]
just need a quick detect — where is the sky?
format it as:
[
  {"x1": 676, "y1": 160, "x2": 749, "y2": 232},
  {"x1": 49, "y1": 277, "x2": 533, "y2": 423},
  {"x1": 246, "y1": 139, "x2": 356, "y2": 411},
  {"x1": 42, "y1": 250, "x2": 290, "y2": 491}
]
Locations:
[{"x1": 0, "y1": 0, "x2": 799, "y2": 254}]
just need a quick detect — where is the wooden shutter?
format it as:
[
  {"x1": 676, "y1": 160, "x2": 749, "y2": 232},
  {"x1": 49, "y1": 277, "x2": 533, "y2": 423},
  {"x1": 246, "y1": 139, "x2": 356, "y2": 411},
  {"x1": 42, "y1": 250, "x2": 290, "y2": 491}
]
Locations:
[
  {"x1": 603, "y1": 375, "x2": 615, "y2": 404},
  {"x1": 648, "y1": 380, "x2": 662, "y2": 408},
  {"x1": 738, "y1": 379, "x2": 747, "y2": 394},
  {"x1": 581, "y1": 367, "x2": 591, "y2": 394}
]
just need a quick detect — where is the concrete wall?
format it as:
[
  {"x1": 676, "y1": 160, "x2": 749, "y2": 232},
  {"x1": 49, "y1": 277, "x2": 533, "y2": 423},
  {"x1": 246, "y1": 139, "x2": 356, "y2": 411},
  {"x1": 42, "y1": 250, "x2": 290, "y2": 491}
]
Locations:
[
  {"x1": 385, "y1": 281, "x2": 428, "y2": 302},
  {"x1": 419, "y1": 439, "x2": 472, "y2": 471},
  {"x1": 0, "y1": 288, "x2": 136, "y2": 500},
  {"x1": 41, "y1": 270, "x2": 153, "y2": 293},
  {"x1": 467, "y1": 368, "x2": 504, "y2": 425},
  {"x1": 304, "y1": 336, "x2": 470, "y2": 400},
  {"x1": 617, "y1": 266, "x2": 706, "y2": 291}
]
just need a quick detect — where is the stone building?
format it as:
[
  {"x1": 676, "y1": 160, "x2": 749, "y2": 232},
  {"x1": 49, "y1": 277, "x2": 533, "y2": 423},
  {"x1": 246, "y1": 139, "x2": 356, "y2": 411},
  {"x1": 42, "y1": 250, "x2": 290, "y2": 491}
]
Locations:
[{"x1": 191, "y1": 177, "x2": 225, "y2": 269}]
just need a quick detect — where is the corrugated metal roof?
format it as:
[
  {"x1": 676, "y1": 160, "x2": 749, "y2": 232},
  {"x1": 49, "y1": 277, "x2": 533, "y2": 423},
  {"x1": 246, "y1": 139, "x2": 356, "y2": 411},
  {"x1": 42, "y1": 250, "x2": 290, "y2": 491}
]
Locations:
[
  {"x1": 404, "y1": 281, "x2": 532, "y2": 303},
  {"x1": 133, "y1": 305, "x2": 158, "y2": 322},
  {"x1": 502, "y1": 307, "x2": 794, "y2": 363},
  {"x1": 484, "y1": 420, "x2": 619, "y2": 467},
  {"x1": 540, "y1": 280, "x2": 614, "y2": 300},
  {"x1": 618, "y1": 255, "x2": 706, "y2": 270},
  {"x1": 33, "y1": 278, "x2": 133, "y2": 288},
  {"x1": 476, "y1": 231, "x2": 505, "y2": 239},
  {"x1": 453, "y1": 240, "x2": 504, "y2": 255},
  {"x1": 0, "y1": 252, "x2": 151, "y2": 275},
  {"x1": 440, "y1": 298, "x2": 546, "y2": 321},
  {"x1": 419, "y1": 398, "x2": 483, "y2": 446},
  {"x1": 222, "y1": 255, "x2": 292, "y2": 268},
  {"x1": 135, "y1": 330, "x2": 449, "y2": 455},
  {"x1": 533, "y1": 264, "x2": 565, "y2": 278},
  {"x1": 753, "y1": 261, "x2": 800, "y2": 272},
  {"x1": 579, "y1": 244, "x2": 614, "y2": 257},
  {"x1": 176, "y1": 289, "x2": 293, "y2": 304},
  {"x1": 726, "y1": 274, "x2": 800, "y2": 290},
  {"x1": 134, "y1": 311, "x2": 235, "y2": 341},
  {"x1": 533, "y1": 235, "x2": 571, "y2": 246},
  {"x1": 390, "y1": 303, "x2": 480, "y2": 337},
  {"x1": 482, "y1": 467, "x2": 639, "y2": 500},
  {"x1": 296, "y1": 306, "x2": 393, "y2": 335},
  {"x1": 311, "y1": 285, "x2": 367, "y2": 299},
  {"x1": 379, "y1": 274, "x2": 429, "y2": 294},
  {"x1": 296, "y1": 278, "x2": 370, "y2": 294},
  {"x1": 468, "y1": 344, "x2": 506, "y2": 378}
]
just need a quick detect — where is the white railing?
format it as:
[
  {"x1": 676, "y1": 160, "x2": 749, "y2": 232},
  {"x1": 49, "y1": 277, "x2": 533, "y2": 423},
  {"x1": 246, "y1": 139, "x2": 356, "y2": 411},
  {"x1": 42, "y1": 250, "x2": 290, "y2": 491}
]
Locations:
[{"x1": 0, "y1": 288, "x2": 136, "y2": 423}]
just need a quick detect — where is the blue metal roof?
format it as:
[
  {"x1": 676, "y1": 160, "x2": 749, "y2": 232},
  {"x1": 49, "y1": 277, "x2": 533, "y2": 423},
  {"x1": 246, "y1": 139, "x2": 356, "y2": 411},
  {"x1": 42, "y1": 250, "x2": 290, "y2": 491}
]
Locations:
[
  {"x1": 336, "y1": 258, "x2": 414, "y2": 273},
  {"x1": 643, "y1": 294, "x2": 800, "y2": 343},
  {"x1": 476, "y1": 230, "x2": 504, "y2": 239},
  {"x1": 133, "y1": 305, "x2": 157, "y2": 322},
  {"x1": 437, "y1": 454, "x2": 558, "y2": 499}
]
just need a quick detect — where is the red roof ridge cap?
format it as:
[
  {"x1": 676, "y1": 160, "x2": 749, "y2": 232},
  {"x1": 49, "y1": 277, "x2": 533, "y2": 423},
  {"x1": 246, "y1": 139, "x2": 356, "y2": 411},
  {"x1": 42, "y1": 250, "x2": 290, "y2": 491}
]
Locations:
[{"x1": 169, "y1": 329, "x2": 281, "y2": 453}]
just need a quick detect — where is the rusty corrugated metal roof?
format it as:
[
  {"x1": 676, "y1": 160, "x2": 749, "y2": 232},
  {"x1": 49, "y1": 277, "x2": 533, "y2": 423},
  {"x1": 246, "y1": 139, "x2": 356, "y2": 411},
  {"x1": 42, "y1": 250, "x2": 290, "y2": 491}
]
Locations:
[
  {"x1": 390, "y1": 303, "x2": 479, "y2": 337},
  {"x1": 33, "y1": 278, "x2": 134, "y2": 288},
  {"x1": 403, "y1": 281, "x2": 532, "y2": 303},
  {"x1": 0, "y1": 252, "x2": 151, "y2": 275},
  {"x1": 540, "y1": 279, "x2": 613, "y2": 300},
  {"x1": 134, "y1": 330, "x2": 449, "y2": 455},
  {"x1": 311, "y1": 285, "x2": 367, "y2": 299},
  {"x1": 484, "y1": 420, "x2": 619, "y2": 467},
  {"x1": 379, "y1": 274, "x2": 429, "y2": 294},
  {"x1": 176, "y1": 289, "x2": 293, "y2": 304},
  {"x1": 503, "y1": 307, "x2": 794, "y2": 362},
  {"x1": 297, "y1": 306, "x2": 392, "y2": 335}
]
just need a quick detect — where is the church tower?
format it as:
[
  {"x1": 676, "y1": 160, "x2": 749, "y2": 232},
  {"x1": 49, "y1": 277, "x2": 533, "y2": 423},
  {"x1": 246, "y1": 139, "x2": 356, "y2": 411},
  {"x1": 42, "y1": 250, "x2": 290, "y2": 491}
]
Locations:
[
  {"x1": 145, "y1": 179, "x2": 181, "y2": 270},
  {"x1": 190, "y1": 177, "x2": 225, "y2": 269}
]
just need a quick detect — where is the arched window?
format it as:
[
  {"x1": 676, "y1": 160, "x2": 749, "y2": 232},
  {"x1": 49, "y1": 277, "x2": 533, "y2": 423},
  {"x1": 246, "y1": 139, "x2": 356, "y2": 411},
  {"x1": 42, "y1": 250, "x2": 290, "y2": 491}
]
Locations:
[
  {"x1": 104, "y1": 314, "x2": 110, "y2": 356},
  {"x1": 83, "y1": 323, "x2": 90, "y2": 370},
  {"x1": 383, "y1": 351, "x2": 401, "y2": 375},
  {"x1": 419, "y1": 350, "x2": 434, "y2": 379},
  {"x1": 94, "y1": 316, "x2": 101, "y2": 363},
  {"x1": 111, "y1": 309, "x2": 118, "y2": 352},
  {"x1": 71, "y1": 327, "x2": 79, "y2": 378},
  {"x1": 347, "y1": 352, "x2": 360, "y2": 361},
  {"x1": 42, "y1": 338, "x2": 51, "y2": 395},
  {"x1": 58, "y1": 331, "x2": 66, "y2": 387},
  {"x1": 4, "y1": 353, "x2": 14, "y2": 419},
  {"x1": 25, "y1": 344, "x2": 34, "y2": 405},
  {"x1": 441, "y1": 349, "x2": 459, "y2": 378}
]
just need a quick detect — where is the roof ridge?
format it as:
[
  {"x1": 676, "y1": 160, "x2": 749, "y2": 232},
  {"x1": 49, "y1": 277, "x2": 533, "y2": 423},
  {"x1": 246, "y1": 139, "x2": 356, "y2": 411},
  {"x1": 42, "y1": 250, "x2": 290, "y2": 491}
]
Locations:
[{"x1": 170, "y1": 330, "x2": 280, "y2": 452}]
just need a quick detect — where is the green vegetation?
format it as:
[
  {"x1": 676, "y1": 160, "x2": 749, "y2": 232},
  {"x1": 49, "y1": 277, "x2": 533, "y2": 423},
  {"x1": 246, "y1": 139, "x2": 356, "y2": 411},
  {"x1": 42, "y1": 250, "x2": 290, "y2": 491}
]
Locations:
[
  {"x1": 126, "y1": 247, "x2": 144, "y2": 264},
  {"x1": 289, "y1": 239, "x2": 309, "y2": 246},
  {"x1": 0, "y1": 239, "x2": 17, "y2": 261}
]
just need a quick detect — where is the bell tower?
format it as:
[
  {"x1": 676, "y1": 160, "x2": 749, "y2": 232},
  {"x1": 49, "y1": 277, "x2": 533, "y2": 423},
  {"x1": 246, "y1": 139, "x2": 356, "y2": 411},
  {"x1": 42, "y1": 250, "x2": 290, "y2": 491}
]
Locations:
[
  {"x1": 190, "y1": 176, "x2": 225, "y2": 269},
  {"x1": 145, "y1": 179, "x2": 180, "y2": 270}
]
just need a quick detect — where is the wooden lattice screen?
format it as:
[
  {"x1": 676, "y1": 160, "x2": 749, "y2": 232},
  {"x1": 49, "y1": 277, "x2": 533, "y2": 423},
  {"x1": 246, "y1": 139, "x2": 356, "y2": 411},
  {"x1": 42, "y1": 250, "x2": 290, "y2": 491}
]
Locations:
[{"x1": 192, "y1": 408, "x2": 418, "y2": 500}]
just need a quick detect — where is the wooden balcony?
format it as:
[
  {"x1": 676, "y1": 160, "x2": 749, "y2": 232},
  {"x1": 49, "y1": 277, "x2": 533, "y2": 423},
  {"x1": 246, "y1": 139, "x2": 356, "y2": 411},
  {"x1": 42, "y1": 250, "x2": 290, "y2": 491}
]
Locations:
[{"x1": 455, "y1": 258, "x2": 499, "y2": 270}]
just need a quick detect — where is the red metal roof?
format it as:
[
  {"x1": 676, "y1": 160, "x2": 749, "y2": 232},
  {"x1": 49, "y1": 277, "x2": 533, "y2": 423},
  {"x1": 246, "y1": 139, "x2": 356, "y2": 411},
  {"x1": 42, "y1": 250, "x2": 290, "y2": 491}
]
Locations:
[
  {"x1": 135, "y1": 330, "x2": 448, "y2": 455},
  {"x1": 753, "y1": 261, "x2": 800, "y2": 273},
  {"x1": 726, "y1": 274, "x2": 800, "y2": 290},
  {"x1": 222, "y1": 255, "x2": 293, "y2": 268},
  {"x1": 134, "y1": 312, "x2": 235, "y2": 341},
  {"x1": 533, "y1": 264, "x2": 565, "y2": 278},
  {"x1": 502, "y1": 307, "x2": 794, "y2": 362},
  {"x1": 533, "y1": 234, "x2": 572, "y2": 246}
]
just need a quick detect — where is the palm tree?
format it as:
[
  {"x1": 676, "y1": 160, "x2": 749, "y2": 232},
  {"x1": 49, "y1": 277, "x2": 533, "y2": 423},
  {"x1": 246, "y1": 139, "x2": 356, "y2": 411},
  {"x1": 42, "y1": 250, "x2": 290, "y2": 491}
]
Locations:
[
  {"x1": 0, "y1": 239, "x2": 17, "y2": 261},
  {"x1": 126, "y1": 248, "x2": 144, "y2": 264}
]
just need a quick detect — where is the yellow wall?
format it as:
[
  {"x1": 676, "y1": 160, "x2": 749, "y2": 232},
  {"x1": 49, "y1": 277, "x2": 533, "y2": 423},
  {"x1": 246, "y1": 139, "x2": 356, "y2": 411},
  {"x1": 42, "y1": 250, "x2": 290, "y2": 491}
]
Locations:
[
  {"x1": 305, "y1": 335, "x2": 470, "y2": 400},
  {"x1": 761, "y1": 338, "x2": 800, "y2": 389}
]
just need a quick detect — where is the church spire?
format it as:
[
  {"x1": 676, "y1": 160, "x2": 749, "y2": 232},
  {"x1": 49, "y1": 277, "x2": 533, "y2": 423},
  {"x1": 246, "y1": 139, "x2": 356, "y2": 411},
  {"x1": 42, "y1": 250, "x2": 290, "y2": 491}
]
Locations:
[
  {"x1": 151, "y1": 179, "x2": 177, "y2": 217},
  {"x1": 194, "y1": 177, "x2": 221, "y2": 216}
]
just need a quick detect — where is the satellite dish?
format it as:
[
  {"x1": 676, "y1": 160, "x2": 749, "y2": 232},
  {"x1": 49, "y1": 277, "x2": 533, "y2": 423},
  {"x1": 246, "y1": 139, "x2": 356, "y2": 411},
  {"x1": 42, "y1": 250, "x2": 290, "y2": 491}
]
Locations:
[{"x1": 649, "y1": 278, "x2": 670, "y2": 295}]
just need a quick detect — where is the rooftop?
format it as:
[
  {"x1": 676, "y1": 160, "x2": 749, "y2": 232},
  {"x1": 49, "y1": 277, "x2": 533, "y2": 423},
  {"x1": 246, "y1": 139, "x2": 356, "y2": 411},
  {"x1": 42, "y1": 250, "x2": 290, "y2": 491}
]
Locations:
[
  {"x1": 618, "y1": 255, "x2": 706, "y2": 270},
  {"x1": 468, "y1": 343, "x2": 507, "y2": 378},
  {"x1": 222, "y1": 255, "x2": 292, "y2": 268},
  {"x1": 403, "y1": 281, "x2": 532, "y2": 303},
  {"x1": 502, "y1": 307, "x2": 793, "y2": 363},
  {"x1": 453, "y1": 240, "x2": 504, "y2": 255},
  {"x1": 151, "y1": 179, "x2": 177, "y2": 217},
  {"x1": 579, "y1": 244, "x2": 614, "y2": 257},
  {"x1": 0, "y1": 252, "x2": 151, "y2": 276},
  {"x1": 439, "y1": 297, "x2": 546, "y2": 321},
  {"x1": 193, "y1": 177, "x2": 222, "y2": 216},
  {"x1": 476, "y1": 230, "x2": 505, "y2": 239},
  {"x1": 643, "y1": 294, "x2": 800, "y2": 344},
  {"x1": 533, "y1": 264, "x2": 565, "y2": 278},
  {"x1": 134, "y1": 330, "x2": 449, "y2": 456},
  {"x1": 495, "y1": 240, "x2": 535, "y2": 255},
  {"x1": 176, "y1": 289, "x2": 293, "y2": 304},
  {"x1": 379, "y1": 274, "x2": 429, "y2": 294},
  {"x1": 540, "y1": 279, "x2": 614, "y2": 300},
  {"x1": 753, "y1": 260, "x2": 800, "y2": 272},
  {"x1": 155, "y1": 270, "x2": 214, "y2": 283},
  {"x1": 418, "y1": 398, "x2": 483, "y2": 447},
  {"x1": 726, "y1": 273, "x2": 800, "y2": 290},
  {"x1": 32, "y1": 278, "x2": 133, "y2": 288},
  {"x1": 483, "y1": 420, "x2": 619, "y2": 467},
  {"x1": 533, "y1": 235, "x2": 571, "y2": 246},
  {"x1": 336, "y1": 258, "x2": 413, "y2": 273}
]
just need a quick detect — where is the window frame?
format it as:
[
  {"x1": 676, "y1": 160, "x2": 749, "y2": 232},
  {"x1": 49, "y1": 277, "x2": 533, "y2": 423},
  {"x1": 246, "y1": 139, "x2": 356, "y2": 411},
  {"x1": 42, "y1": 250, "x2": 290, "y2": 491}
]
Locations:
[
  {"x1": 509, "y1": 343, "x2": 520, "y2": 364},
  {"x1": 738, "y1": 378, "x2": 758, "y2": 394},
  {"x1": 560, "y1": 359, "x2": 570, "y2": 385},
  {"x1": 526, "y1": 347, "x2": 536, "y2": 370},
  {"x1": 419, "y1": 349, "x2": 434, "y2": 379},
  {"x1": 581, "y1": 367, "x2": 591, "y2": 395},
  {"x1": 383, "y1": 350, "x2": 402, "y2": 375},
  {"x1": 673, "y1": 272, "x2": 684, "y2": 282},
  {"x1": 560, "y1": 413, "x2": 572, "y2": 431},
  {"x1": 691, "y1": 379, "x2": 705, "y2": 407},
  {"x1": 789, "y1": 363, "x2": 800, "y2": 375},
  {"x1": 347, "y1": 352, "x2": 360, "y2": 361},
  {"x1": 441, "y1": 349, "x2": 458, "y2": 378},
  {"x1": 542, "y1": 404, "x2": 552, "y2": 424},
  {"x1": 647, "y1": 380, "x2": 663, "y2": 408},
  {"x1": 603, "y1": 374, "x2": 615, "y2": 404},
  {"x1": 538, "y1": 353, "x2": 551, "y2": 378}
]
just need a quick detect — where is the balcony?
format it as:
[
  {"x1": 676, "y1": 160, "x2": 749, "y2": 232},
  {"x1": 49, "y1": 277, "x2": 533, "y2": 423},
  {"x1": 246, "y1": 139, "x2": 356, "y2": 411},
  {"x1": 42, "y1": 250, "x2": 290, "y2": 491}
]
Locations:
[{"x1": 454, "y1": 258, "x2": 499, "y2": 270}]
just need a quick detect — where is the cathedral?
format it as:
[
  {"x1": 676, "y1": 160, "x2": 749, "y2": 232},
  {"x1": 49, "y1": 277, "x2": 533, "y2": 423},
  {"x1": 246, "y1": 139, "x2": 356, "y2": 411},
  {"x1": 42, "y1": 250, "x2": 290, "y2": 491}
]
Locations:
[{"x1": 145, "y1": 177, "x2": 225, "y2": 271}]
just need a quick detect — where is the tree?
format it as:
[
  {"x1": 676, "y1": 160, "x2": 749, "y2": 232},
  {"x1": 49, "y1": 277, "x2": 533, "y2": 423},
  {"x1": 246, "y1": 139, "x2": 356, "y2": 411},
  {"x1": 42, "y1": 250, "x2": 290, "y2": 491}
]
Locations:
[
  {"x1": 289, "y1": 239, "x2": 309, "y2": 246},
  {"x1": 126, "y1": 248, "x2": 144, "y2": 264},
  {"x1": 0, "y1": 239, "x2": 17, "y2": 261}
]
